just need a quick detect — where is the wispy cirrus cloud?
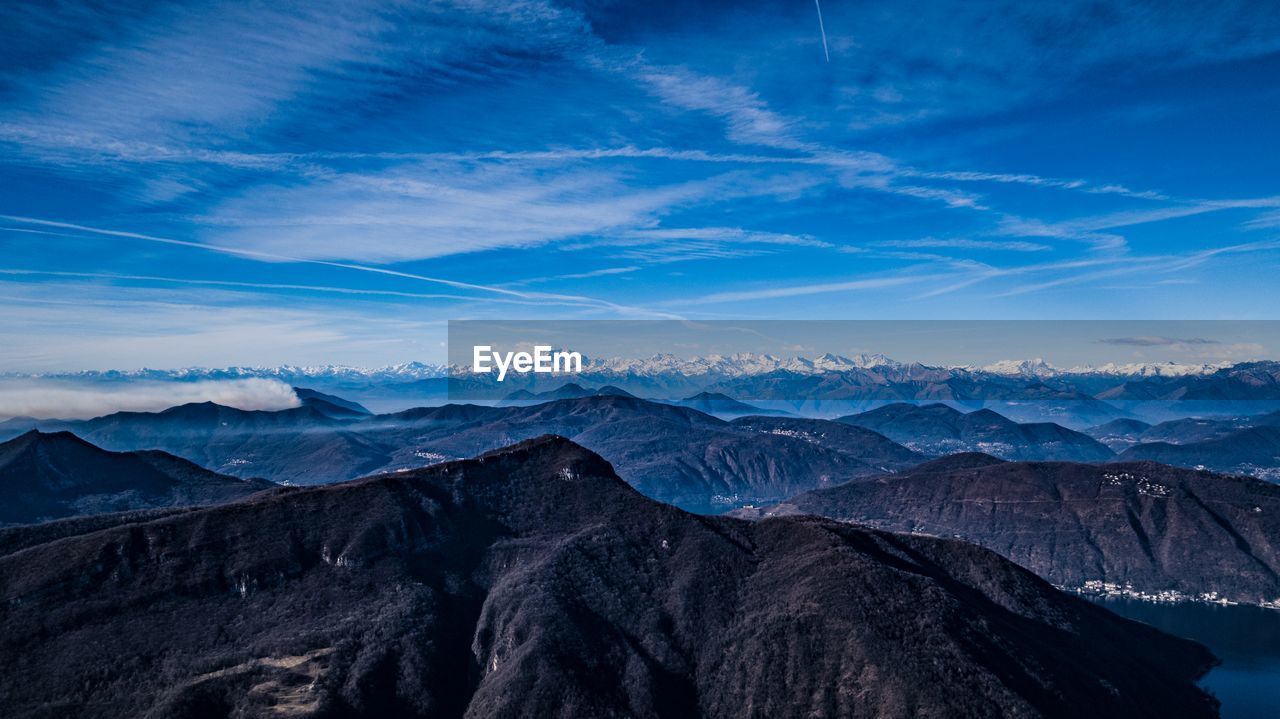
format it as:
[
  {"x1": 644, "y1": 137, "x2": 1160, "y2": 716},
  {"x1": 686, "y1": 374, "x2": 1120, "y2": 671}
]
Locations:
[
  {"x1": 638, "y1": 67, "x2": 808, "y2": 151},
  {"x1": 993, "y1": 240, "x2": 1280, "y2": 296},
  {"x1": 554, "y1": 226, "x2": 839, "y2": 266},
  {"x1": 0, "y1": 268, "x2": 618, "y2": 308},
  {"x1": 0, "y1": 216, "x2": 676, "y2": 318},
  {"x1": 0, "y1": 280, "x2": 436, "y2": 370},
  {"x1": 619, "y1": 227, "x2": 833, "y2": 249},
  {"x1": 505, "y1": 266, "x2": 641, "y2": 285},
  {"x1": 873, "y1": 238, "x2": 1051, "y2": 252},
  {"x1": 3, "y1": 0, "x2": 588, "y2": 148},
  {"x1": 195, "y1": 164, "x2": 716, "y2": 262},
  {"x1": 7, "y1": 1, "x2": 1257, "y2": 275},
  {"x1": 1092, "y1": 335, "x2": 1264, "y2": 362},
  {"x1": 995, "y1": 196, "x2": 1280, "y2": 254},
  {"x1": 2, "y1": 0, "x2": 1279, "y2": 369},
  {"x1": 1098, "y1": 336, "x2": 1219, "y2": 347},
  {"x1": 668, "y1": 271, "x2": 954, "y2": 306},
  {"x1": 1243, "y1": 210, "x2": 1280, "y2": 230}
]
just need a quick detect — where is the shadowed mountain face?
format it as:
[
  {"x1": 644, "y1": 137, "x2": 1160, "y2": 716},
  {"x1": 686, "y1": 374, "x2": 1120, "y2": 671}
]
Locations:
[
  {"x1": 368, "y1": 396, "x2": 917, "y2": 511},
  {"x1": 749, "y1": 456, "x2": 1280, "y2": 606},
  {"x1": 837, "y1": 403, "x2": 1115, "y2": 461},
  {"x1": 11, "y1": 396, "x2": 925, "y2": 512},
  {"x1": 1088, "y1": 412, "x2": 1280, "y2": 450},
  {"x1": 728, "y1": 416, "x2": 928, "y2": 470},
  {"x1": 1140, "y1": 417, "x2": 1252, "y2": 444},
  {"x1": 674, "y1": 392, "x2": 791, "y2": 418},
  {"x1": 0, "y1": 437, "x2": 1217, "y2": 718},
  {"x1": 0, "y1": 430, "x2": 273, "y2": 526},
  {"x1": 1120, "y1": 426, "x2": 1280, "y2": 481},
  {"x1": 1084, "y1": 418, "x2": 1154, "y2": 450},
  {"x1": 24, "y1": 401, "x2": 408, "y2": 485},
  {"x1": 293, "y1": 387, "x2": 372, "y2": 419},
  {"x1": 499, "y1": 382, "x2": 637, "y2": 405}
]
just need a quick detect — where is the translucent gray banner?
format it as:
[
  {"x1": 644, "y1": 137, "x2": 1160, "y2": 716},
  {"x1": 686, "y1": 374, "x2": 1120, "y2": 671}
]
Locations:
[{"x1": 446, "y1": 320, "x2": 1280, "y2": 420}]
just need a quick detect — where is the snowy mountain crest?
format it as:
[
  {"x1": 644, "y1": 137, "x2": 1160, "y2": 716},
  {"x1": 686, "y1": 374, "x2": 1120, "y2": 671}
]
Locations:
[{"x1": 10, "y1": 356, "x2": 1244, "y2": 382}]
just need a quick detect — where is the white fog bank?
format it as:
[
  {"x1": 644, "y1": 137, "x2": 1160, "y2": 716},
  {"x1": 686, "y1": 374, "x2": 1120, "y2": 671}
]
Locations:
[{"x1": 0, "y1": 378, "x2": 301, "y2": 420}]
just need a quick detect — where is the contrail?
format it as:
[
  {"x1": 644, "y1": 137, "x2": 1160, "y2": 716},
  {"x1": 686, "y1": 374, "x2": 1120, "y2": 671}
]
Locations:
[
  {"x1": 814, "y1": 0, "x2": 830, "y2": 62},
  {"x1": 0, "y1": 216, "x2": 683, "y2": 318}
]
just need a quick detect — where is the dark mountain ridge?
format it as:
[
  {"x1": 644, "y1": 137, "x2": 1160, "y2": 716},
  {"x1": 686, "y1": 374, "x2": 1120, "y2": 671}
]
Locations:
[
  {"x1": 45, "y1": 401, "x2": 391, "y2": 484},
  {"x1": 1140, "y1": 417, "x2": 1251, "y2": 444},
  {"x1": 370, "y1": 395, "x2": 910, "y2": 511},
  {"x1": 0, "y1": 430, "x2": 274, "y2": 526},
  {"x1": 293, "y1": 387, "x2": 372, "y2": 418},
  {"x1": 9, "y1": 396, "x2": 926, "y2": 511},
  {"x1": 674, "y1": 392, "x2": 791, "y2": 417},
  {"x1": 1121, "y1": 425, "x2": 1280, "y2": 481},
  {"x1": 837, "y1": 403, "x2": 1115, "y2": 461},
  {"x1": 728, "y1": 415, "x2": 928, "y2": 470},
  {"x1": 0, "y1": 437, "x2": 1217, "y2": 718},
  {"x1": 1086, "y1": 411, "x2": 1280, "y2": 478},
  {"x1": 1084, "y1": 418, "x2": 1154, "y2": 450},
  {"x1": 748, "y1": 458, "x2": 1280, "y2": 606},
  {"x1": 499, "y1": 382, "x2": 637, "y2": 404}
]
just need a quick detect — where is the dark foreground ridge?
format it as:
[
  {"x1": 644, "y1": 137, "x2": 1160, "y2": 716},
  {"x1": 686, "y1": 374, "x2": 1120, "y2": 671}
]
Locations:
[
  {"x1": 749, "y1": 457, "x2": 1280, "y2": 606},
  {"x1": 0, "y1": 430, "x2": 274, "y2": 527},
  {"x1": 0, "y1": 436, "x2": 1216, "y2": 718}
]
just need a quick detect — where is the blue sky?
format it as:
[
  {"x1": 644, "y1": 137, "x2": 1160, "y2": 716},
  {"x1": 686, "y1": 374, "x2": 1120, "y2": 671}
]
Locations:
[{"x1": 2, "y1": 0, "x2": 1279, "y2": 370}]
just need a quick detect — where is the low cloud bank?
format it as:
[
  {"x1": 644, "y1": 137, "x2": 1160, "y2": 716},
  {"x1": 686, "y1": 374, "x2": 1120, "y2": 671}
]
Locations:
[{"x1": 0, "y1": 378, "x2": 301, "y2": 420}]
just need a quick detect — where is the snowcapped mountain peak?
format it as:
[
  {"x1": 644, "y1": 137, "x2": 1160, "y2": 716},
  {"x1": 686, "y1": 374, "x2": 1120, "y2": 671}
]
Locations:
[
  {"x1": 15, "y1": 355, "x2": 1244, "y2": 386},
  {"x1": 23, "y1": 363, "x2": 451, "y2": 382},
  {"x1": 591, "y1": 352, "x2": 904, "y2": 376},
  {"x1": 554, "y1": 352, "x2": 903, "y2": 377},
  {"x1": 1062, "y1": 360, "x2": 1232, "y2": 377},
  {"x1": 975, "y1": 358, "x2": 1231, "y2": 378},
  {"x1": 848, "y1": 353, "x2": 897, "y2": 368},
  {"x1": 979, "y1": 358, "x2": 1059, "y2": 377}
]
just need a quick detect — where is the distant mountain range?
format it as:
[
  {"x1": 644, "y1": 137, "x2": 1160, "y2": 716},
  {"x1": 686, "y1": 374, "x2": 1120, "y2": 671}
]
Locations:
[
  {"x1": 0, "y1": 437, "x2": 1218, "y2": 718},
  {"x1": 16, "y1": 359, "x2": 1280, "y2": 426},
  {"x1": 837, "y1": 403, "x2": 1115, "y2": 461},
  {"x1": 11, "y1": 391, "x2": 1280, "y2": 509},
  {"x1": 726, "y1": 415, "x2": 931, "y2": 469},
  {"x1": 0, "y1": 392, "x2": 1164, "y2": 507},
  {"x1": 15, "y1": 400, "x2": 395, "y2": 486},
  {"x1": 1080, "y1": 411, "x2": 1280, "y2": 480},
  {"x1": 12, "y1": 354, "x2": 1264, "y2": 384},
  {"x1": 0, "y1": 430, "x2": 273, "y2": 526},
  {"x1": 736, "y1": 455, "x2": 1280, "y2": 607},
  {"x1": 498, "y1": 382, "x2": 636, "y2": 404},
  {"x1": 1, "y1": 396, "x2": 929, "y2": 511},
  {"x1": 1084, "y1": 418, "x2": 1158, "y2": 450},
  {"x1": 976, "y1": 358, "x2": 1233, "y2": 378},
  {"x1": 1120, "y1": 426, "x2": 1280, "y2": 481},
  {"x1": 368, "y1": 397, "x2": 927, "y2": 511},
  {"x1": 16, "y1": 362, "x2": 450, "y2": 383},
  {"x1": 672, "y1": 392, "x2": 792, "y2": 417}
]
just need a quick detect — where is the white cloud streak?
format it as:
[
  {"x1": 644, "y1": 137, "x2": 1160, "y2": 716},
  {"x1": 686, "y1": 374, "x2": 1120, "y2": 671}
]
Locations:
[
  {"x1": 0, "y1": 216, "x2": 678, "y2": 318},
  {"x1": 874, "y1": 238, "x2": 1052, "y2": 252},
  {"x1": 0, "y1": 268, "x2": 604, "y2": 307},
  {"x1": 670, "y1": 272, "x2": 951, "y2": 305},
  {"x1": 0, "y1": 378, "x2": 300, "y2": 420}
]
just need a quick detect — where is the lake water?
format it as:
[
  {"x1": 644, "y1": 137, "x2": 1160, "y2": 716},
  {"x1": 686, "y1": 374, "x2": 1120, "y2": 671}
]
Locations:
[{"x1": 1093, "y1": 598, "x2": 1280, "y2": 719}]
